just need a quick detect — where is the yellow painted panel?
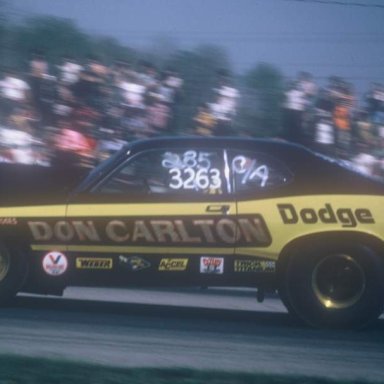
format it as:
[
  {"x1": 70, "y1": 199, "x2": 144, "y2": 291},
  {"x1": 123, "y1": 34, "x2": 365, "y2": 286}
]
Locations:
[
  {"x1": 0, "y1": 205, "x2": 66, "y2": 217},
  {"x1": 237, "y1": 195, "x2": 384, "y2": 260}
]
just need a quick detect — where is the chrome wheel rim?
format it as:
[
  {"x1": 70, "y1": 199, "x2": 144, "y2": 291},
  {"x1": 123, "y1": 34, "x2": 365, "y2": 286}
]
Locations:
[
  {"x1": 312, "y1": 254, "x2": 366, "y2": 309},
  {"x1": 0, "y1": 251, "x2": 10, "y2": 282}
]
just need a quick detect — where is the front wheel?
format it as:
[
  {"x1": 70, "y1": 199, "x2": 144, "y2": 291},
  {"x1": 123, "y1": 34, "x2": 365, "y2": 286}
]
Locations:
[
  {"x1": 0, "y1": 242, "x2": 28, "y2": 304},
  {"x1": 283, "y1": 241, "x2": 384, "y2": 329}
]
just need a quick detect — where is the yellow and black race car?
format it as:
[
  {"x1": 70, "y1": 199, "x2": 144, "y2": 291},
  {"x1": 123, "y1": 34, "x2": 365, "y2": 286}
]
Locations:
[{"x1": 0, "y1": 136, "x2": 383, "y2": 328}]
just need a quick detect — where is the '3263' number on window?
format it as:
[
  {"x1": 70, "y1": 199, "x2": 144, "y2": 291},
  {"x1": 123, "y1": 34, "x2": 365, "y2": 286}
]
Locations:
[{"x1": 169, "y1": 167, "x2": 222, "y2": 191}]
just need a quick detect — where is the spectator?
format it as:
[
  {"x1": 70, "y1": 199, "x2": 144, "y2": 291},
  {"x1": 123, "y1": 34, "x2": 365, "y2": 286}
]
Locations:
[
  {"x1": 30, "y1": 52, "x2": 49, "y2": 79},
  {"x1": 314, "y1": 115, "x2": 335, "y2": 156},
  {"x1": 0, "y1": 114, "x2": 36, "y2": 164},
  {"x1": 163, "y1": 68, "x2": 183, "y2": 100},
  {"x1": 355, "y1": 111, "x2": 374, "y2": 147},
  {"x1": 153, "y1": 71, "x2": 174, "y2": 104},
  {"x1": 282, "y1": 81, "x2": 306, "y2": 143},
  {"x1": 58, "y1": 55, "x2": 83, "y2": 85},
  {"x1": 373, "y1": 131, "x2": 384, "y2": 178},
  {"x1": 194, "y1": 103, "x2": 216, "y2": 136},
  {"x1": 138, "y1": 61, "x2": 158, "y2": 90},
  {"x1": 119, "y1": 72, "x2": 146, "y2": 110},
  {"x1": 162, "y1": 68, "x2": 183, "y2": 131},
  {"x1": 352, "y1": 142, "x2": 378, "y2": 177},
  {"x1": 72, "y1": 102, "x2": 100, "y2": 150},
  {"x1": 214, "y1": 71, "x2": 239, "y2": 121},
  {"x1": 86, "y1": 56, "x2": 109, "y2": 81},
  {"x1": 366, "y1": 83, "x2": 384, "y2": 128},
  {"x1": 29, "y1": 52, "x2": 50, "y2": 120},
  {"x1": 333, "y1": 81, "x2": 355, "y2": 157},
  {"x1": 8, "y1": 106, "x2": 35, "y2": 134},
  {"x1": 52, "y1": 118, "x2": 94, "y2": 168},
  {"x1": 298, "y1": 71, "x2": 317, "y2": 102},
  {"x1": 297, "y1": 72, "x2": 317, "y2": 136},
  {"x1": 0, "y1": 69, "x2": 30, "y2": 122},
  {"x1": 147, "y1": 98, "x2": 170, "y2": 136},
  {"x1": 126, "y1": 108, "x2": 149, "y2": 139},
  {"x1": 208, "y1": 70, "x2": 240, "y2": 136},
  {"x1": 72, "y1": 68, "x2": 101, "y2": 108}
]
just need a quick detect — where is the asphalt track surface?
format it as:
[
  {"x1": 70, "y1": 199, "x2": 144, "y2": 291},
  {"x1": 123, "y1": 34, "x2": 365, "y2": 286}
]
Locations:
[{"x1": 0, "y1": 287, "x2": 384, "y2": 382}]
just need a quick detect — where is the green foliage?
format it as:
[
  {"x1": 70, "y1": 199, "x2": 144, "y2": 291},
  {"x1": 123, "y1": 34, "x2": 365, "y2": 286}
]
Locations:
[
  {"x1": 90, "y1": 36, "x2": 137, "y2": 66},
  {"x1": 0, "y1": 13, "x2": 286, "y2": 138},
  {"x1": 0, "y1": 1, "x2": 13, "y2": 69},
  {"x1": 13, "y1": 16, "x2": 91, "y2": 67},
  {"x1": 242, "y1": 63, "x2": 285, "y2": 137},
  {"x1": 143, "y1": 36, "x2": 179, "y2": 69}
]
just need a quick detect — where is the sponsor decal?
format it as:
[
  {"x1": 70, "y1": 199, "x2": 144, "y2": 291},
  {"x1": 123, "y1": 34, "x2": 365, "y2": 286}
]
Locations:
[
  {"x1": 0, "y1": 218, "x2": 17, "y2": 225},
  {"x1": 118, "y1": 255, "x2": 150, "y2": 271},
  {"x1": 76, "y1": 258, "x2": 113, "y2": 269},
  {"x1": 42, "y1": 251, "x2": 68, "y2": 276},
  {"x1": 159, "y1": 258, "x2": 188, "y2": 271},
  {"x1": 200, "y1": 257, "x2": 224, "y2": 274},
  {"x1": 27, "y1": 215, "x2": 271, "y2": 247},
  {"x1": 277, "y1": 203, "x2": 374, "y2": 228},
  {"x1": 234, "y1": 259, "x2": 276, "y2": 273}
]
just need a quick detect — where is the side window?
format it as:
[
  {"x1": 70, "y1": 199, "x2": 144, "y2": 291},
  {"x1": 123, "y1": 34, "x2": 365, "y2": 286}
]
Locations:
[
  {"x1": 228, "y1": 150, "x2": 293, "y2": 193},
  {"x1": 94, "y1": 150, "x2": 162, "y2": 194},
  {"x1": 94, "y1": 148, "x2": 227, "y2": 196}
]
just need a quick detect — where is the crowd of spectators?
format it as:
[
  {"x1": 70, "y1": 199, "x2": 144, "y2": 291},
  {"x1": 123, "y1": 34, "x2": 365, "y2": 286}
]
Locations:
[
  {"x1": 0, "y1": 53, "x2": 183, "y2": 167},
  {"x1": 282, "y1": 72, "x2": 384, "y2": 178},
  {"x1": 0, "y1": 55, "x2": 383, "y2": 180}
]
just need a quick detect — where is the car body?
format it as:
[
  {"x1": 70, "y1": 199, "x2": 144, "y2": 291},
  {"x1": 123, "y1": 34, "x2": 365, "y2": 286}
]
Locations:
[{"x1": 0, "y1": 136, "x2": 383, "y2": 328}]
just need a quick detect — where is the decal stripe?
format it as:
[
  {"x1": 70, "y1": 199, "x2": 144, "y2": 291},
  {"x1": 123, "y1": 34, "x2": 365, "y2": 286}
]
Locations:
[
  {"x1": 67, "y1": 203, "x2": 235, "y2": 217},
  {"x1": 31, "y1": 244, "x2": 235, "y2": 254},
  {"x1": 32, "y1": 245, "x2": 67, "y2": 251}
]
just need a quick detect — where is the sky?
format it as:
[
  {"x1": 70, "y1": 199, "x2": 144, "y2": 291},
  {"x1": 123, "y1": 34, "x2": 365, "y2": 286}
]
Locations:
[{"x1": 7, "y1": 0, "x2": 384, "y2": 94}]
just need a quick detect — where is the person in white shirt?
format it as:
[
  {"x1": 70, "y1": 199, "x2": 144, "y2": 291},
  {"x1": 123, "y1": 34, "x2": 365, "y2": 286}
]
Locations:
[
  {"x1": 283, "y1": 81, "x2": 307, "y2": 143},
  {"x1": 119, "y1": 74, "x2": 146, "y2": 110},
  {"x1": 211, "y1": 71, "x2": 240, "y2": 135},
  {"x1": 0, "y1": 70, "x2": 30, "y2": 120},
  {"x1": 314, "y1": 117, "x2": 335, "y2": 156},
  {"x1": 352, "y1": 142, "x2": 378, "y2": 177},
  {"x1": 58, "y1": 56, "x2": 83, "y2": 85}
]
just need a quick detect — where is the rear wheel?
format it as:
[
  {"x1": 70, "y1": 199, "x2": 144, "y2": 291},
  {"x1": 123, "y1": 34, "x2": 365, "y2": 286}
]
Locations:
[
  {"x1": 0, "y1": 242, "x2": 28, "y2": 304},
  {"x1": 282, "y1": 241, "x2": 384, "y2": 329}
]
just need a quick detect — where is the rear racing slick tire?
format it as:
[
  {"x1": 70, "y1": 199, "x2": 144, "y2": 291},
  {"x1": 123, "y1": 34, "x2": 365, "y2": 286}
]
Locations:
[
  {"x1": 0, "y1": 241, "x2": 28, "y2": 305},
  {"x1": 283, "y1": 240, "x2": 384, "y2": 329}
]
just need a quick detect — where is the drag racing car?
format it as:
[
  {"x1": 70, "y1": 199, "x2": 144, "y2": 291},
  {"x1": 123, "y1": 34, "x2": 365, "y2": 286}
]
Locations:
[{"x1": 0, "y1": 136, "x2": 383, "y2": 329}]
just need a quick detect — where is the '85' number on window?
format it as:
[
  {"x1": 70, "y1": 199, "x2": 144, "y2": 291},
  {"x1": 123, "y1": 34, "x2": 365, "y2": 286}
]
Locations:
[{"x1": 169, "y1": 167, "x2": 222, "y2": 190}]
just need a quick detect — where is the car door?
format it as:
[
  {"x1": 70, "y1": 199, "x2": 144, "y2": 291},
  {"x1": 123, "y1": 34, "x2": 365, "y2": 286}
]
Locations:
[
  {"x1": 228, "y1": 149, "x2": 294, "y2": 273},
  {"x1": 65, "y1": 146, "x2": 236, "y2": 281}
]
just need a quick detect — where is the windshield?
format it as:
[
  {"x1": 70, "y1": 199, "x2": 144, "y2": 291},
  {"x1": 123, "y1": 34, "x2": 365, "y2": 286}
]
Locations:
[{"x1": 73, "y1": 145, "x2": 130, "y2": 193}]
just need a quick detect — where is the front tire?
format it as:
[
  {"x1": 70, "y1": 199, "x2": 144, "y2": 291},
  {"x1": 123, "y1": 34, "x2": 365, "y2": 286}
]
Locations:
[
  {"x1": 283, "y1": 241, "x2": 384, "y2": 329},
  {"x1": 0, "y1": 242, "x2": 28, "y2": 304}
]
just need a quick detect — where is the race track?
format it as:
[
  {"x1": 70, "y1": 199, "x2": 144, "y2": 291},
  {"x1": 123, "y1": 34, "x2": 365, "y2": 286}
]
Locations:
[{"x1": 0, "y1": 287, "x2": 383, "y2": 381}]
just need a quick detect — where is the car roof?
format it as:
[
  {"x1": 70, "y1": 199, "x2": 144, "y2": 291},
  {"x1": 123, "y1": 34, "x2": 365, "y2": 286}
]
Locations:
[
  {"x1": 127, "y1": 136, "x2": 312, "y2": 159},
  {"x1": 75, "y1": 136, "x2": 313, "y2": 192}
]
